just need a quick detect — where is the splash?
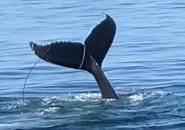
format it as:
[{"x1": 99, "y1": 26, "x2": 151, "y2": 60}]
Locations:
[
  {"x1": 0, "y1": 99, "x2": 29, "y2": 111},
  {"x1": 128, "y1": 89, "x2": 170, "y2": 105},
  {"x1": 72, "y1": 93, "x2": 101, "y2": 101}
]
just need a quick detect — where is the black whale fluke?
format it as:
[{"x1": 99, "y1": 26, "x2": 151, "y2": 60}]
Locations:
[
  {"x1": 29, "y1": 14, "x2": 118, "y2": 99},
  {"x1": 29, "y1": 41, "x2": 84, "y2": 69},
  {"x1": 85, "y1": 14, "x2": 116, "y2": 66}
]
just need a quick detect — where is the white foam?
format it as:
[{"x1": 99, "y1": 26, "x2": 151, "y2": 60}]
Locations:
[
  {"x1": 40, "y1": 93, "x2": 102, "y2": 107},
  {"x1": 43, "y1": 107, "x2": 60, "y2": 113},
  {"x1": 72, "y1": 93, "x2": 101, "y2": 101},
  {"x1": 17, "y1": 99, "x2": 30, "y2": 106},
  {"x1": 129, "y1": 93, "x2": 144, "y2": 102},
  {"x1": 36, "y1": 107, "x2": 60, "y2": 115},
  {"x1": 129, "y1": 90, "x2": 168, "y2": 104},
  {"x1": 36, "y1": 111, "x2": 44, "y2": 116},
  {"x1": 42, "y1": 96, "x2": 62, "y2": 106},
  {"x1": 1, "y1": 99, "x2": 29, "y2": 110}
]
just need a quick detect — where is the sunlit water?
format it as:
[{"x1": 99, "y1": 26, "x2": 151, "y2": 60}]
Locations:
[{"x1": 0, "y1": 0, "x2": 185, "y2": 130}]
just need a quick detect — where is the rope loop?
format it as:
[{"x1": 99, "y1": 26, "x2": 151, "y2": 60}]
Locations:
[{"x1": 79, "y1": 44, "x2": 86, "y2": 68}]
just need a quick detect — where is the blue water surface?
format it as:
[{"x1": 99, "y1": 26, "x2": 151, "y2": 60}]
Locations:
[{"x1": 0, "y1": 0, "x2": 185, "y2": 130}]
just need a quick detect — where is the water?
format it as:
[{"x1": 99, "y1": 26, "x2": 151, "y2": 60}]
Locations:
[{"x1": 0, "y1": 0, "x2": 185, "y2": 129}]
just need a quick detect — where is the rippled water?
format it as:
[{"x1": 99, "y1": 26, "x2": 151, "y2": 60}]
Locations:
[{"x1": 1, "y1": 0, "x2": 185, "y2": 130}]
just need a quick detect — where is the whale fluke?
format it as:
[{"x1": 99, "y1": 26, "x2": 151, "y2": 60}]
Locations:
[
  {"x1": 85, "y1": 14, "x2": 116, "y2": 66},
  {"x1": 29, "y1": 14, "x2": 118, "y2": 99},
  {"x1": 30, "y1": 41, "x2": 84, "y2": 69}
]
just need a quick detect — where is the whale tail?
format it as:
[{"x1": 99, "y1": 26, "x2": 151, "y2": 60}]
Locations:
[{"x1": 29, "y1": 14, "x2": 117, "y2": 99}]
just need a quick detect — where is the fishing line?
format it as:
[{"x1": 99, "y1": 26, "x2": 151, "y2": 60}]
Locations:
[
  {"x1": 79, "y1": 44, "x2": 92, "y2": 95},
  {"x1": 23, "y1": 44, "x2": 52, "y2": 102},
  {"x1": 79, "y1": 44, "x2": 86, "y2": 69}
]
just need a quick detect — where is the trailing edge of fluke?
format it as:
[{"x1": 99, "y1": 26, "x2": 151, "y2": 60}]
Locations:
[{"x1": 29, "y1": 14, "x2": 118, "y2": 99}]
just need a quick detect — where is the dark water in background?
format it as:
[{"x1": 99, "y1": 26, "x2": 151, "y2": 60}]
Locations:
[{"x1": 0, "y1": 0, "x2": 185, "y2": 130}]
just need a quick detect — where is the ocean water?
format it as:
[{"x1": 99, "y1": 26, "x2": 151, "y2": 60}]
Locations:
[{"x1": 0, "y1": 0, "x2": 185, "y2": 130}]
